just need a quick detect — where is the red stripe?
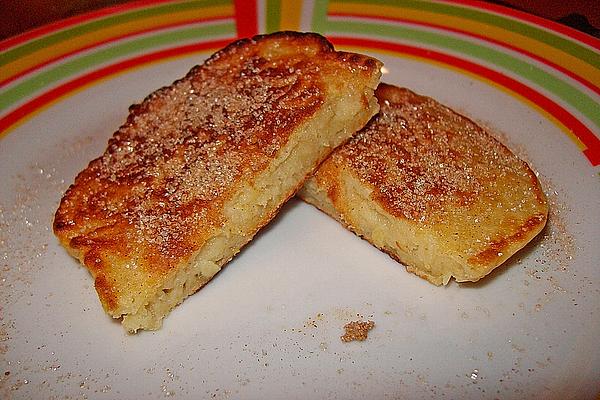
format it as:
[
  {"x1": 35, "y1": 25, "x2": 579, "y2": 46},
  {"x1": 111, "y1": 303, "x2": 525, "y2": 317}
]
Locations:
[
  {"x1": 0, "y1": 16, "x2": 232, "y2": 88},
  {"x1": 329, "y1": 12, "x2": 600, "y2": 97},
  {"x1": 0, "y1": 39, "x2": 230, "y2": 135},
  {"x1": 233, "y1": 0, "x2": 259, "y2": 38},
  {"x1": 0, "y1": 0, "x2": 179, "y2": 51},
  {"x1": 329, "y1": 36, "x2": 600, "y2": 166},
  {"x1": 439, "y1": 0, "x2": 600, "y2": 50}
]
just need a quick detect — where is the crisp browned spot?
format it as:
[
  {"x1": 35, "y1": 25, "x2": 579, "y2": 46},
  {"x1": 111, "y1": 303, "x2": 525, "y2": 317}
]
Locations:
[
  {"x1": 94, "y1": 275, "x2": 118, "y2": 312},
  {"x1": 469, "y1": 213, "x2": 547, "y2": 265},
  {"x1": 341, "y1": 320, "x2": 375, "y2": 342}
]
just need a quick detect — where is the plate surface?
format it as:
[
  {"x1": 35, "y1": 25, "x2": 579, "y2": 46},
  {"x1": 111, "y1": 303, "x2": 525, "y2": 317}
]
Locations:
[{"x1": 1, "y1": 1, "x2": 599, "y2": 399}]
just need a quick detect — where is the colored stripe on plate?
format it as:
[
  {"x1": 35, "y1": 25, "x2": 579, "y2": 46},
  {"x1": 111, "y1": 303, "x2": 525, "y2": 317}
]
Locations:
[
  {"x1": 0, "y1": 1, "x2": 234, "y2": 86},
  {"x1": 0, "y1": 21, "x2": 236, "y2": 113},
  {"x1": 0, "y1": 0, "x2": 183, "y2": 51},
  {"x1": 234, "y1": 0, "x2": 259, "y2": 38},
  {"x1": 328, "y1": 0, "x2": 600, "y2": 66},
  {"x1": 329, "y1": 13, "x2": 600, "y2": 97},
  {"x1": 326, "y1": 2, "x2": 600, "y2": 92}
]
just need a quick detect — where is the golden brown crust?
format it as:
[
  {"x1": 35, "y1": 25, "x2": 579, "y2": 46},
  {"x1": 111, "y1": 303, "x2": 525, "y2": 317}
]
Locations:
[
  {"x1": 468, "y1": 214, "x2": 546, "y2": 265},
  {"x1": 301, "y1": 83, "x2": 548, "y2": 284},
  {"x1": 54, "y1": 31, "x2": 382, "y2": 317}
]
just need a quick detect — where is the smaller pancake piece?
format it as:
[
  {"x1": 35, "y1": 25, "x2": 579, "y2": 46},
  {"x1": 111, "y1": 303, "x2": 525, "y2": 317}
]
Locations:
[
  {"x1": 54, "y1": 32, "x2": 382, "y2": 332},
  {"x1": 299, "y1": 84, "x2": 548, "y2": 285}
]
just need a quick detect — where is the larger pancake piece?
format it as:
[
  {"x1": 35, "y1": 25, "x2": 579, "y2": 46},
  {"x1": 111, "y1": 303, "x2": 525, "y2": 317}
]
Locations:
[
  {"x1": 54, "y1": 32, "x2": 382, "y2": 332},
  {"x1": 299, "y1": 84, "x2": 548, "y2": 285}
]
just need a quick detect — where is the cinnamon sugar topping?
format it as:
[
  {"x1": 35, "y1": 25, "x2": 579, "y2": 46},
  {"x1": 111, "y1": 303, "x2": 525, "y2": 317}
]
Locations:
[
  {"x1": 57, "y1": 37, "x2": 330, "y2": 267},
  {"x1": 338, "y1": 87, "x2": 539, "y2": 223}
]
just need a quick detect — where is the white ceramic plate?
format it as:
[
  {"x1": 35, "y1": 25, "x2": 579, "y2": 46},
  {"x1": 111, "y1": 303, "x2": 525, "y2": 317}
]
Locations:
[{"x1": 1, "y1": 1, "x2": 599, "y2": 399}]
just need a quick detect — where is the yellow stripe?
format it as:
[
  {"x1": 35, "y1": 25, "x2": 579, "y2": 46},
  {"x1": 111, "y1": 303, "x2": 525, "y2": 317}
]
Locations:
[
  {"x1": 339, "y1": 44, "x2": 586, "y2": 151},
  {"x1": 279, "y1": 0, "x2": 303, "y2": 31},
  {"x1": 1, "y1": 5, "x2": 233, "y2": 83},
  {"x1": 330, "y1": 3, "x2": 600, "y2": 89}
]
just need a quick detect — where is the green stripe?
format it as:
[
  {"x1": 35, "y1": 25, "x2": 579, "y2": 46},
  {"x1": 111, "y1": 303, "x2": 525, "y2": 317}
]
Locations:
[
  {"x1": 0, "y1": 0, "x2": 231, "y2": 67},
  {"x1": 265, "y1": 0, "x2": 282, "y2": 33},
  {"x1": 311, "y1": 0, "x2": 329, "y2": 33},
  {"x1": 0, "y1": 22, "x2": 235, "y2": 112},
  {"x1": 327, "y1": 20, "x2": 600, "y2": 129},
  {"x1": 339, "y1": 0, "x2": 600, "y2": 70}
]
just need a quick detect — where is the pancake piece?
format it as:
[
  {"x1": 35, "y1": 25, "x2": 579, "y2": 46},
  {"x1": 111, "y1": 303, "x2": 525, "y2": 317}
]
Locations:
[
  {"x1": 54, "y1": 32, "x2": 382, "y2": 332},
  {"x1": 299, "y1": 84, "x2": 548, "y2": 285}
]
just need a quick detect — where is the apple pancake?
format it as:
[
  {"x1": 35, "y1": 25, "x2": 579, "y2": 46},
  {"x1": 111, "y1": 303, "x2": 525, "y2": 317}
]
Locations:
[
  {"x1": 54, "y1": 32, "x2": 382, "y2": 332},
  {"x1": 299, "y1": 84, "x2": 547, "y2": 285}
]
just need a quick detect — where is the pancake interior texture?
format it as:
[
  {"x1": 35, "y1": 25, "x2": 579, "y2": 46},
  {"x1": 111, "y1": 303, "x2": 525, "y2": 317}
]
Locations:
[
  {"x1": 54, "y1": 32, "x2": 382, "y2": 332},
  {"x1": 299, "y1": 84, "x2": 548, "y2": 285}
]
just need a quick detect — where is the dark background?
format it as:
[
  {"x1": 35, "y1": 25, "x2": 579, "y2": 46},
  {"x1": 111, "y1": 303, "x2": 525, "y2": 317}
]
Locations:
[{"x1": 1, "y1": 0, "x2": 599, "y2": 41}]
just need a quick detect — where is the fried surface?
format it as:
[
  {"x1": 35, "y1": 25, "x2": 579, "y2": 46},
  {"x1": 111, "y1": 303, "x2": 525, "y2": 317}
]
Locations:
[
  {"x1": 299, "y1": 84, "x2": 548, "y2": 285},
  {"x1": 54, "y1": 31, "x2": 381, "y2": 331}
]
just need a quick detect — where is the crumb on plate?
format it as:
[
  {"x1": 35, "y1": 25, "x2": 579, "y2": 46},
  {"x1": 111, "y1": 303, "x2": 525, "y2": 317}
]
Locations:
[{"x1": 341, "y1": 320, "x2": 375, "y2": 342}]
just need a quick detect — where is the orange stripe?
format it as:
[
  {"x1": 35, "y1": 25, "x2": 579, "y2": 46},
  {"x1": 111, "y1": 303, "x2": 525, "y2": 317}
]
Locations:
[{"x1": 279, "y1": 1, "x2": 303, "y2": 31}]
